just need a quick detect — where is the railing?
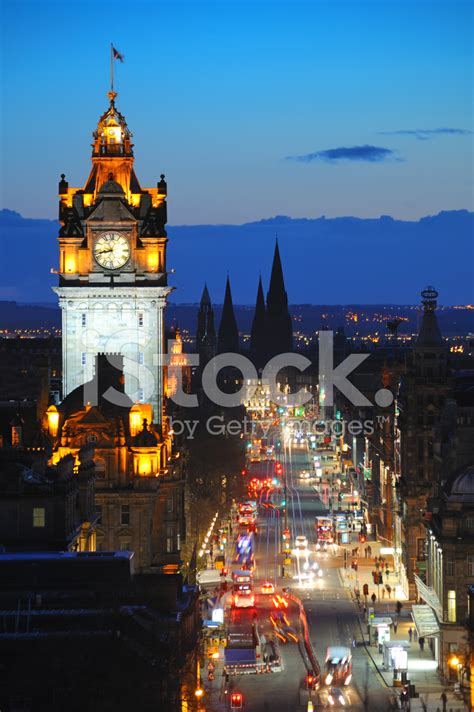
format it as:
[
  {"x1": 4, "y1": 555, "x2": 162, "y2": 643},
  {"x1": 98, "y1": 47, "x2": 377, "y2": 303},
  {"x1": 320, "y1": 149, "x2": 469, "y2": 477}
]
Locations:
[{"x1": 414, "y1": 573, "x2": 443, "y2": 620}]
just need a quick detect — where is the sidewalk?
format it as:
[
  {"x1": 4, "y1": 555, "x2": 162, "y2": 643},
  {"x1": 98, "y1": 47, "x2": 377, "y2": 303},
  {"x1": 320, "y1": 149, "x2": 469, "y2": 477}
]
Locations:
[
  {"x1": 353, "y1": 613, "x2": 465, "y2": 711},
  {"x1": 339, "y1": 545, "x2": 467, "y2": 711},
  {"x1": 339, "y1": 533, "x2": 408, "y2": 604}
]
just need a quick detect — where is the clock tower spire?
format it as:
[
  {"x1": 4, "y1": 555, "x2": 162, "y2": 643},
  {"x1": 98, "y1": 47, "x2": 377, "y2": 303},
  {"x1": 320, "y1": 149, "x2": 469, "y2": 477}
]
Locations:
[{"x1": 54, "y1": 91, "x2": 172, "y2": 425}]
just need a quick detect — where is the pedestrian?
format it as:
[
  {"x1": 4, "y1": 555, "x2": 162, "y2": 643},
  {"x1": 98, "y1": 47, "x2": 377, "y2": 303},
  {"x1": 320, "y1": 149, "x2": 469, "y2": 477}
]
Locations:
[
  {"x1": 386, "y1": 584, "x2": 392, "y2": 598},
  {"x1": 440, "y1": 690, "x2": 448, "y2": 712},
  {"x1": 385, "y1": 569, "x2": 390, "y2": 580},
  {"x1": 419, "y1": 636, "x2": 425, "y2": 653},
  {"x1": 414, "y1": 628, "x2": 418, "y2": 643},
  {"x1": 382, "y1": 587, "x2": 385, "y2": 599},
  {"x1": 364, "y1": 546, "x2": 368, "y2": 558},
  {"x1": 408, "y1": 627, "x2": 413, "y2": 642},
  {"x1": 367, "y1": 545, "x2": 372, "y2": 556},
  {"x1": 371, "y1": 592, "x2": 377, "y2": 605}
]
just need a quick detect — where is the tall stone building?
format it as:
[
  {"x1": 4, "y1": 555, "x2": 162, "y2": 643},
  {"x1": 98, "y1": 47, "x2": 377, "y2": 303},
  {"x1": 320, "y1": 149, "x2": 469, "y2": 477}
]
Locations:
[
  {"x1": 49, "y1": 91, "x2": 183, "y2": 573},
  {"x1": 54, "y1": 90, "x2": 171, "y2": 425},
  {"x1": 397, "y1": 287, "x2": 450, "y2": 596}
]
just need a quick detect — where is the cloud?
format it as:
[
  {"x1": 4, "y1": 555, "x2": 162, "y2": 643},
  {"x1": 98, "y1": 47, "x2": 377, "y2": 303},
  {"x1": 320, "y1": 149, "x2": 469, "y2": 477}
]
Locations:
[
  {"x1": 377, "y1": 128, "x2": 472, "y2": 141},
  {"x1": 286, "y1": 145, "x2": 397, "y2": 163}
]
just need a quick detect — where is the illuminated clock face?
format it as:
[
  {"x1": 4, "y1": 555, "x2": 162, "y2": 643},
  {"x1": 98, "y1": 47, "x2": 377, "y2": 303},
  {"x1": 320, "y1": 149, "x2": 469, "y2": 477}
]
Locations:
[{"x1": 93, "y1": 232, "x2": 130, "y2": 270}]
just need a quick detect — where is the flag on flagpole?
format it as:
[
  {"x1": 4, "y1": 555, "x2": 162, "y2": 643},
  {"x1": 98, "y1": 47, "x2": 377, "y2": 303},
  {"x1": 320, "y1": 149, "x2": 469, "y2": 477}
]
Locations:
[{"x1": 112, "y1": 46, "x2": 124, "y2": 62}]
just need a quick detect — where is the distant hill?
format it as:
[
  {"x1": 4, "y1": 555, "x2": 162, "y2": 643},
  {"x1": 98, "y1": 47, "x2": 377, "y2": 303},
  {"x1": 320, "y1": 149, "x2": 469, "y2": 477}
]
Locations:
[
  {"x1": 0, "y1": 300, "x2": 472, "y2": 340},
  {"x1": 0, "y1": 208, "x2": 473, "y2": 304}
]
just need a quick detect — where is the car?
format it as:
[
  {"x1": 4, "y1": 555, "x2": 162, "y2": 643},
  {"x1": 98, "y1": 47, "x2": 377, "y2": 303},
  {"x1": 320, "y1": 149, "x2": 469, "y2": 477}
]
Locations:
[
  {"x1": 269, "y1": 612, "x2": 298, "y2": 643},
  {"x1": 295, "y1": 535, "x2": 308, "y2": 550},
  {"x1": 272, "y1": 593, "x2": 289, "y2": 609},
  {"x1": 261, "y1": 581, "x2": 275, "y2": 595}
]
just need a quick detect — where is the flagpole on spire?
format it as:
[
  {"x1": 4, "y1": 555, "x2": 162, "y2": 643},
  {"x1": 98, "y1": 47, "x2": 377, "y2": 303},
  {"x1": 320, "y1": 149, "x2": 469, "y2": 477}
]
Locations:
[{"x1": 110, "y1": 43, "x2": 114, "y2": 93}]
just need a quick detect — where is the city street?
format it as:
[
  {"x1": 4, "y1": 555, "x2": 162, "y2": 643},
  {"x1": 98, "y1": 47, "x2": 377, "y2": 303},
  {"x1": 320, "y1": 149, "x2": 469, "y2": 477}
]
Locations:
[{"x1": 215, "y1": 442, "x2": 394, "y2": 711}]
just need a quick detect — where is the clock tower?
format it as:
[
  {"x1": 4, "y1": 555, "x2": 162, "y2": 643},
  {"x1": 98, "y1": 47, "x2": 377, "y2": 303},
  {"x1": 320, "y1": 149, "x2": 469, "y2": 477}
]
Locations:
[{"x1": 54, "y1": 91, "x2": 171, "y2": 425}]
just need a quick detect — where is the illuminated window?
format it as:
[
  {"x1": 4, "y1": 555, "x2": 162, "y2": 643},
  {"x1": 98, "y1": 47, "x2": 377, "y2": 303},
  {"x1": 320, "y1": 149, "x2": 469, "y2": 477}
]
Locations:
[
  {"x1": 121, "y1": 504, "x2": 130, "y2": 526},
  {"x1": 33, "y1": 507, "x2": 45, "y2": 528},
  {"x1": 119, "y1": 541, "x2": 130, "y2": 551},
  {"x1": 447, "y1": 590, "x2": 456, "y2": 622},
  {"x1": 81, "y1": 313, "x2": 87, "y2": 327}
]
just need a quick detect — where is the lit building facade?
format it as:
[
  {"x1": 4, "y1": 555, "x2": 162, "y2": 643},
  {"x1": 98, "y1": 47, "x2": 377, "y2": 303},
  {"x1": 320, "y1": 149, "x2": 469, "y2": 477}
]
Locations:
[
  {"x1": 53, "y1": 91, "x2": 171, "y2": 425},
  {"x1": 49, "y1": 92, "x2": 184, "y2": 573},
  {"x1": 421, "y1": 468, "x2": 474, "y2": 681},
  {"x1": 49, "y1": 354, "x2": 183, "y2": 572}
]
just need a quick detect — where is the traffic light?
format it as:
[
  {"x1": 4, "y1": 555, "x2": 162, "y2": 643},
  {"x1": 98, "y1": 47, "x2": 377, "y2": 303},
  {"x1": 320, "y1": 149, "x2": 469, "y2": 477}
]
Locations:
[
  {"x1": 359, "y1": 533, "x2": 366, "y2": 543},
  {"x1": 351, "y1": 560, "x2": 358, "y2": 571},
  {"x1": 306, "y1": 674, "x2": 314, "y2": 689},
  {"x1": 241, "y1": 468, "x2": 248, "y2": 476},
  {"x1": 230, "y1": 692, "x2": 243, "y2": 708},
  {"x1": 363, "y1": 583, "x2": 369, "y2": 596}
]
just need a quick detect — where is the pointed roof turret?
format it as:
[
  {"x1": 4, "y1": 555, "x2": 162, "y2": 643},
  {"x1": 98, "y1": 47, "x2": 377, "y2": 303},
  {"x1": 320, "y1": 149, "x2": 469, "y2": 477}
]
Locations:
[
  {"x1": 416, "y1": 286, "x2": 445, "y2": 348},
  {"x1": 266, "y1": 240, "x2": 288, "y2": 314},
  {"x1": 264, "y1": 241, "x2": 293, "y2": 358},
  {"x1": 251, "y1": 276, "x2": 266, "y2": 360},
  {"x1": 82, "y1": 91, "x2": 142, "y2": 203},
  {"x1": 218, "y1": 277, "x2": 239, "y2": 354},
  {"x1": 200, "y1": 283, "x2": 211, "y2": 307},
  {"x1": 92, "y1": 91, "x2": 134, "y2": 159}
]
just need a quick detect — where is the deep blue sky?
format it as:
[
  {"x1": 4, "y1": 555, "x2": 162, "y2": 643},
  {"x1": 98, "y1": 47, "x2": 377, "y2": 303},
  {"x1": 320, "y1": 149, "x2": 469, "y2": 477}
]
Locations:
[{"x1": 1, "y1": 0, "x2": 472, "y2": 224}]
